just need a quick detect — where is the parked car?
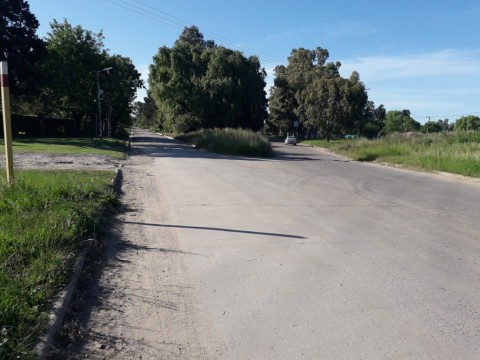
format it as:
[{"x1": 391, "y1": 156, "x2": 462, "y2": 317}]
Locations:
[{"x1": 285, "y1": 135, "x2": 297, "y2": 145}]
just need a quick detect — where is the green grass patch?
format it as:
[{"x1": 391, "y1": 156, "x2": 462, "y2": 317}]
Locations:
[
  {"x1": 303, "y1": 131, "x2": 480, "y2": 177},
  {"x1": 0, "y1": 138, "x2": 128, "y2": 159},
  {"x1": 176, "y1": 128, "x2": 274, "y2": 157},
  {"x1": 0, "y1": 170, "x2": 116, "y2": 359}
]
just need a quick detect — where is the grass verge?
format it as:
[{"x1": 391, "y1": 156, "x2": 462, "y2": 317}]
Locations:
[
  {"x1": 0, "y1": 170, "x2": 116, "y2": 359},
  {"x1": 0, "y1": 138, "x2": 128, "y2": 159},
  {"x1": 303, "y1": 131, "x2": 480, "y2": 178},
  {"x1": 175, "y1": 128, "x2": 274, "y2": 157}
]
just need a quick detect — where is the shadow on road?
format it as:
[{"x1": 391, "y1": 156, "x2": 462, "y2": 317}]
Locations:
[
  {"x1": 130, "y1": 132, "x2": 347, "y2": 163},
  {"x1": 130, "y1": 133, "x2": 268, "y2": 161},
  {"x1": 120, "y1": 220, "x2": 306, "y2": 240}
]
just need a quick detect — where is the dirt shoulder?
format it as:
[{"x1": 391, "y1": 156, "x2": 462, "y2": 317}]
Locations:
[
  {"x1": 0, "y1": 153, "x2": 122, "y2": 171},
  {"x1": 47, "y1": 131, "x2": 219, "y2": 359}
]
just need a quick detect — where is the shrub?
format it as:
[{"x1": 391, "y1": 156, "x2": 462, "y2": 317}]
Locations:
[{"x1": 176, "y1": 128, "x2": 274, "y2": 157}]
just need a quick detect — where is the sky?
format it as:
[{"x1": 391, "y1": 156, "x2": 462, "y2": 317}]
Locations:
[{"x1": 28, "y1": 0, "x2": 480, "y2": 123}]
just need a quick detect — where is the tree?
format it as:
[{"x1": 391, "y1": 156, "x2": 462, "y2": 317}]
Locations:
[
  {"x1": 38, "y1": 20, "x2": 142, "y2": 136},
  {"x1": 455, "y1": 115, "x2": 480, "y2": 131},
  {"x1": 149, "y1": 26, "x2": 267, "y2": 133},
  {"x1": 342, "y1": 71, "x2": 369, "y2": 134},
  {"x1": 268, "y1": 65, "x2": 298, "y2": 135},
  {"x1": 303, "y1": 77, "x2": 340, "y2": 141},
  {"x1": 437, "y1": 118, "x2": 452, "y2": 131},
  {"x1": 149, "y1": 42, "x2": 206, "y2": 132},
  {"x1": 269, "y1": 47, "x2": 370, "y2": 140},
  {"x1": 40, "y1": 19, "x2": 105, "y2": 131},
  {"x1": 361, "y1": 101, "x2": 386, "y2": 139},
  {"x1": 0, "y1": 0, "x2": 44, "y2": 100},
  {"x1": 177, "y1": 25, "x2": 215, "y2": 48},
  {"x1": 421, "y1": 120, "x2": 446, "y2": 133},
  {"x1": 133, "y1": 92, "x2": 158, "y2": 129},
  {"x1": 102, "y1": 54, "x2": 143, "y2": 137},
  {"x1": 384, "y1": 110, "x2": 421, "y2": 134},
  {"x1": 362, "y1": 102, "x2": 386, "y2": 138}
]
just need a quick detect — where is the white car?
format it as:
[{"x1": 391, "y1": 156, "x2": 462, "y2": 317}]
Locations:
[{"x1": 285, "y1": 135, "x2": 297, "y2": 145}]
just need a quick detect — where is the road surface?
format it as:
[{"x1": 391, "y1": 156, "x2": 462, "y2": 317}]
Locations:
[{"x1": 67, "y1": 129, "x2": 480, "y2": 359}]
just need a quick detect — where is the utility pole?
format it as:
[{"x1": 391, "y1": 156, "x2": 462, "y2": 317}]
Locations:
[
  {"x1": 95, "y1": 67, "x2": 113, "y2": 138},
  {"x1": 1, "y1": 61, "x2": 14, "y2": 185}
]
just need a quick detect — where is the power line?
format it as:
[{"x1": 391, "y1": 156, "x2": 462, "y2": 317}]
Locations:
[
  {"x1": 129, "y1": 0, "x2": 285, "y2": 64},
  {"x1": 104, "y1": 0, "x2": 284, "y2": 65},
  {"x1": 412, "y1": 111, "x2": 480, "y2": 119},
  {"x1": 104, "y1": 0, "x2": 185, "y2": 32}
]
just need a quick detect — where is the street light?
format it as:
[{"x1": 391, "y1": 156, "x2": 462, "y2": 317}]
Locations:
[{"x1": 96, "y1": 67, "x2": 113, "y2": 138}]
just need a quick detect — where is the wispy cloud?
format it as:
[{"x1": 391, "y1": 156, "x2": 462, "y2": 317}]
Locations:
[
  {"x1": 340, "y1": 49, "x2": 480, "y2": 119},
  {"x1": 341, "y1": 49, "x2": 480, "y2": 80}
]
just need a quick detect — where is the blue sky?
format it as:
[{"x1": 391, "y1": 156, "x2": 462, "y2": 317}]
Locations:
[{"x1": 29, "y1": 0, "x2": 480, "y2": 123}]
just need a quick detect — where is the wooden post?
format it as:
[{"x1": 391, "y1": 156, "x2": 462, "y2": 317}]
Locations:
[{"x1": 1, "y1": 61, "x2": 14, "y2": 185}]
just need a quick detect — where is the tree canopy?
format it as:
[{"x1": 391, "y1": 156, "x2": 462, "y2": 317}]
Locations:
[
  {"x1": 384, "y1": 110, "x2": 421, "y2": 134},
  {"x1": 34, "y1": 19, "x2": 143, "y2": 136},
  {"x1": 1, "y1": 2, "x2": 143, "y2": 138},
  {"x1": 132, "y1": 92, "x2": 158, "y2": 129},
  {"x1": 268, "y1": 47, "x2": 383, "y2": 139},
  {"x1": 0, "y1": 0, "x2": 44, "y2": 98},
  {"x1": 148, "y1": 26, "x2": 267, "y2": 133},
  {"x1": 455, "y1": 115, "x2": 480, "y2": 131}
]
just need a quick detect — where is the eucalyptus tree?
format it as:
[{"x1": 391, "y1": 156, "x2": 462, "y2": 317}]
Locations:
[
  {"x1": 269, "y1": 48, "x2": 336, "y2": 136},
  {"x1": 269, "y1": 46, "x2": 371, "y2": 139},
  {"x1": 362, "y1": 102, "x2": 386, "y2": 138},
  {"x1": 268, "y1": 65, "x2": 298, "y2": 135},
  {"x1": 149, "y1": 40, "x2": 206, "y2": 132},
  {"x1": 149, "y1": 26, "x2": 267, "y2": 133}
]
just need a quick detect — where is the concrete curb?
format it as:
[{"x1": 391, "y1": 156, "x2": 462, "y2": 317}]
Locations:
[
  {"x1": 35, "y1": 248, "x2": 88, "y2": 359},
  {"x1": 35, "y1": 168, "x2": 123, "y2": 359}
]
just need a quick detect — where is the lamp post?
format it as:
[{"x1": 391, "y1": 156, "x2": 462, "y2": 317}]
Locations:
[{"x1": 96, "y1": 67, "x2": 112, "y2": 138}]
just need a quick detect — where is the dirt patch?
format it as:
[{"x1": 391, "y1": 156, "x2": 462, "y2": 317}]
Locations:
[{"x1": 0, "y1": 153, "x2": 122, "y2": 171}]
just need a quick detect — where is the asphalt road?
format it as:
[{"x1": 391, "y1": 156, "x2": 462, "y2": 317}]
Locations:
[{"x1": 123, "y1": 130, "x2": 480, "y2": 359}]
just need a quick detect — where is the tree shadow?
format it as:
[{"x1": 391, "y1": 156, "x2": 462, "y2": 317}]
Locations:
[
  {"x1": 130, "y1": 134, "x2": 270, "y2": 161},
  {"x1": 120, "y1": 220, "x2": 306, "y2": 240},
  {"x1": 129, "y1": 131, "x2": 350, "y2": 163}
]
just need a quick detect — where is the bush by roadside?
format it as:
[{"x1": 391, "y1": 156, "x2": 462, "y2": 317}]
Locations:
[{"x1": 176, "y1": 128, "x2": 274, "y2": 157}]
